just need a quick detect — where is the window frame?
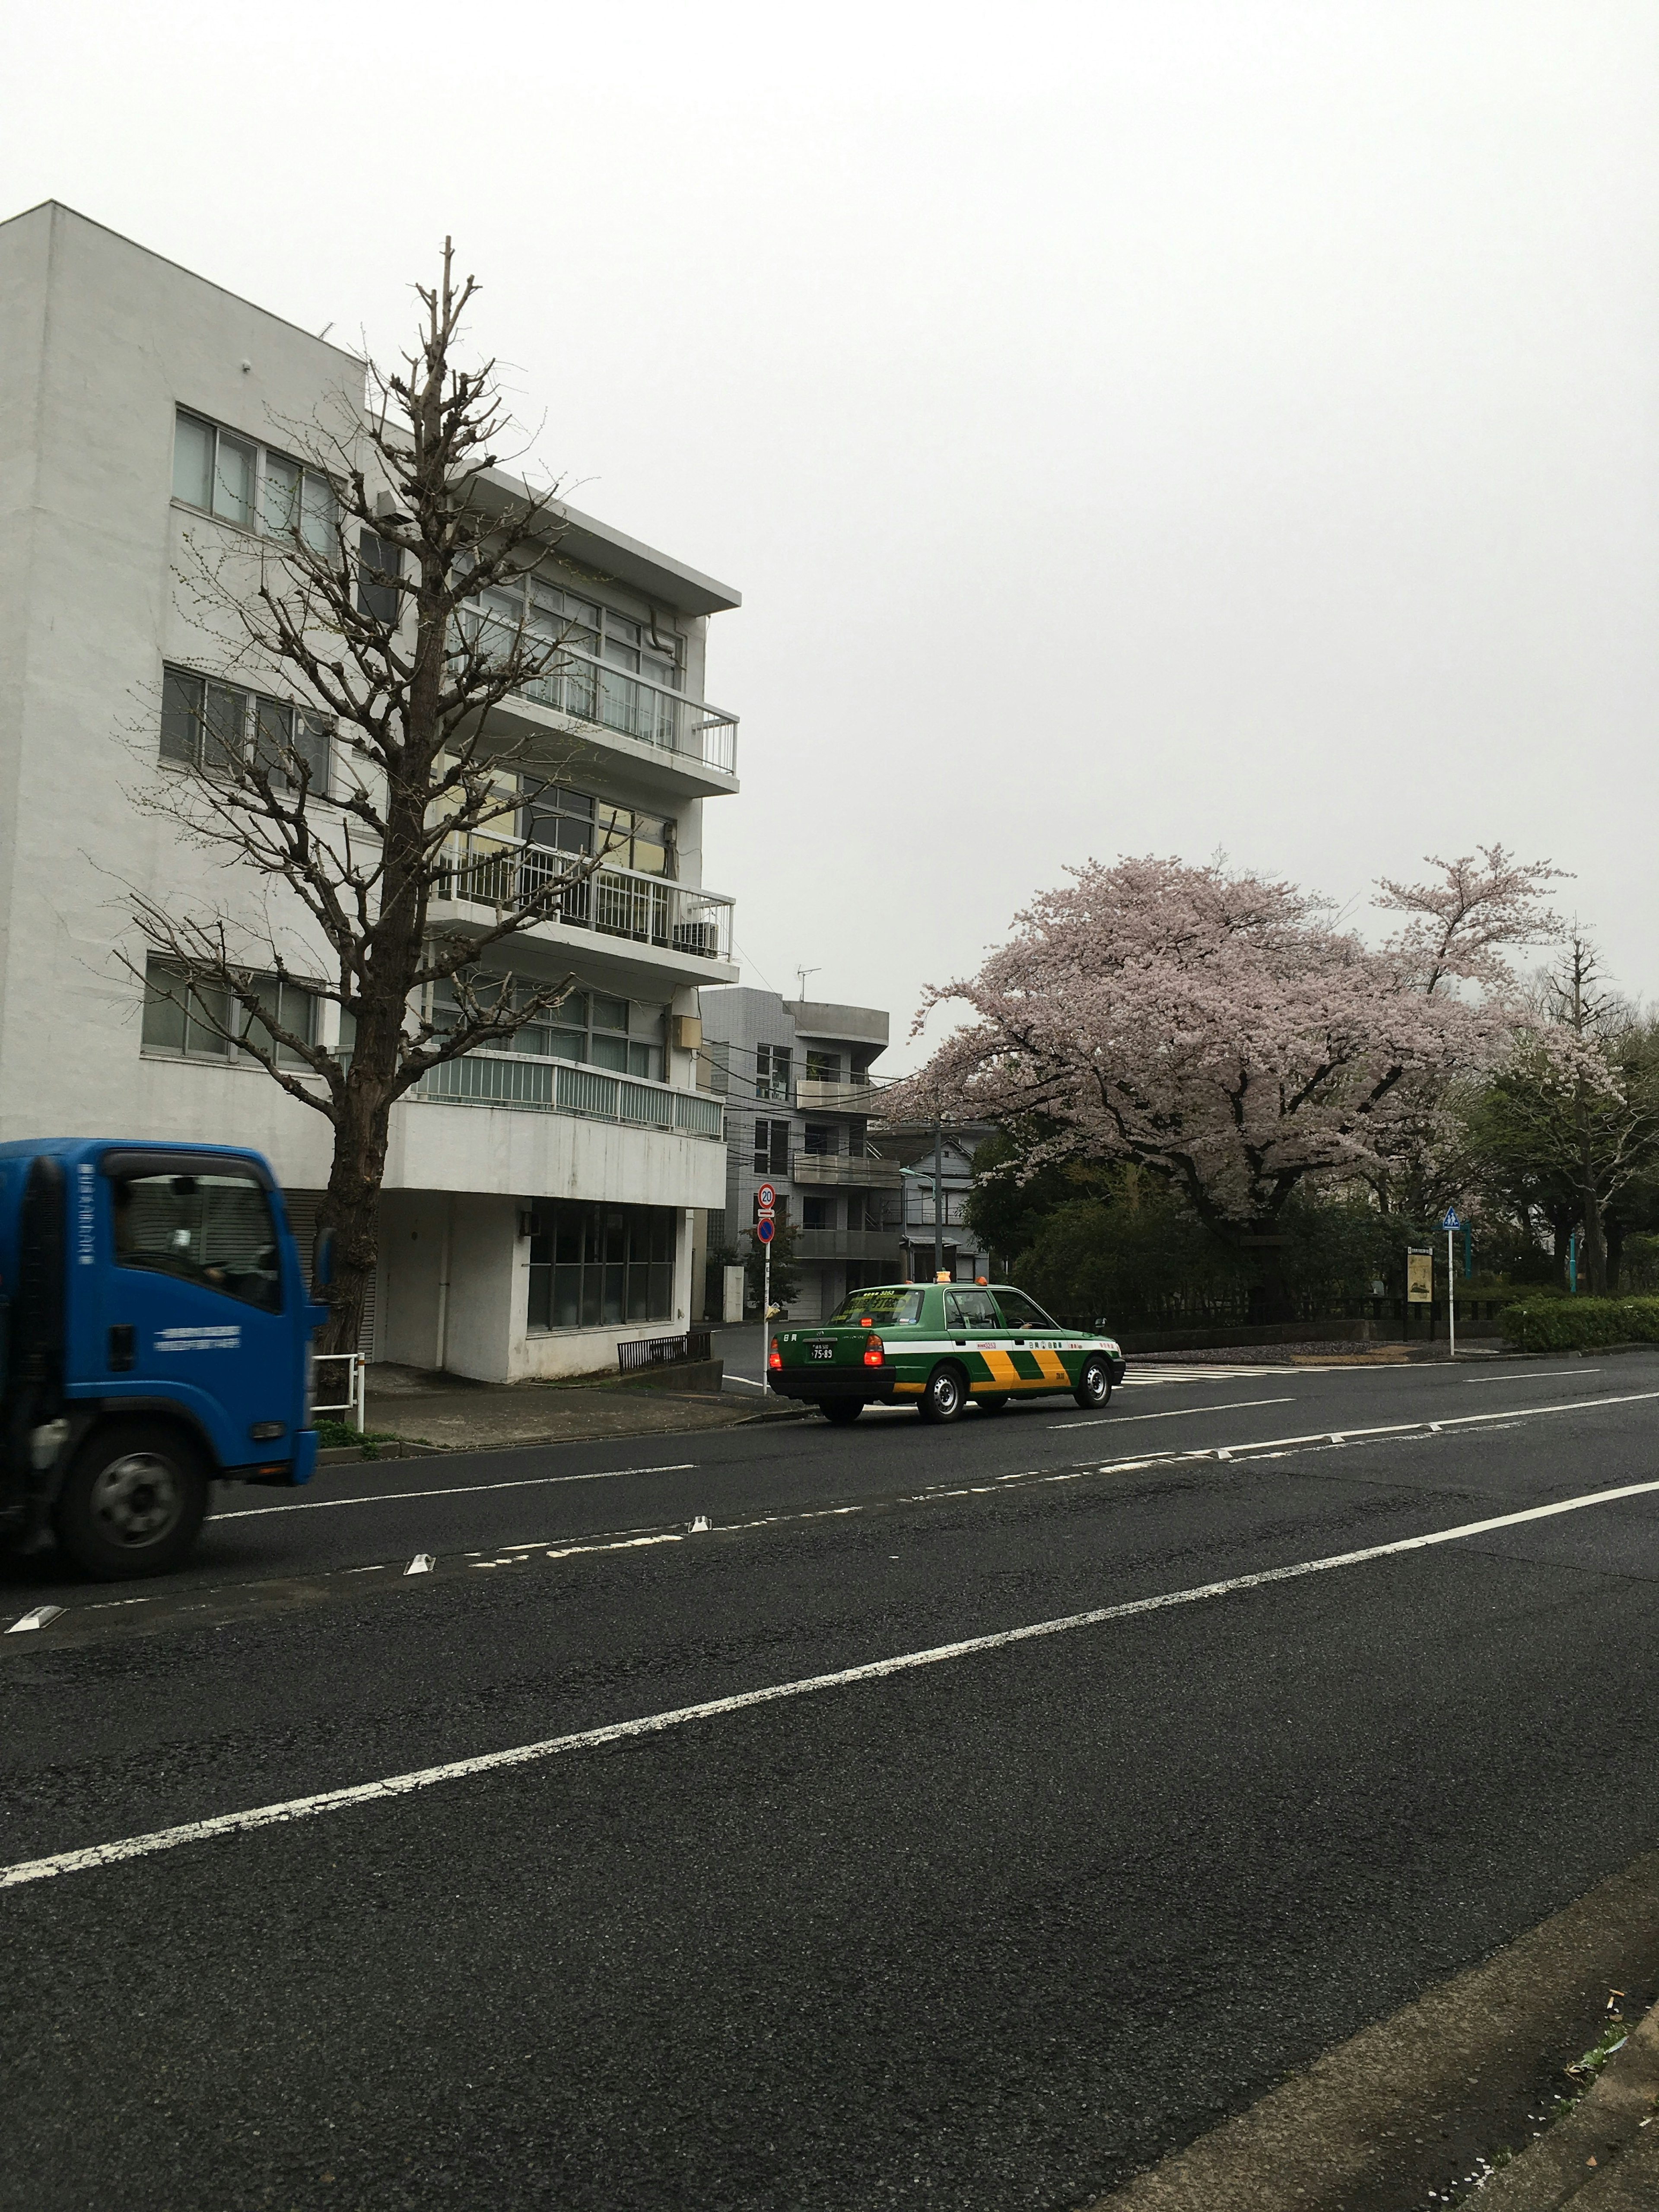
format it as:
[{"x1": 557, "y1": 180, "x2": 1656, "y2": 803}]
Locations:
[
  {"x1": 171, "y1": 407, "x2": 337, "y2": 553},
  {"x1": 159, "y1": 663, "x2": 333, "y2": 797},
  {"x1": 140, "y1": 956, "x2": 320, "y2": 1072}
]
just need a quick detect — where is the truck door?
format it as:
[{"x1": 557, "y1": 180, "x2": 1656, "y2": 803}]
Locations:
[{"x1": 93, "y1": 1152, "x2": 300, "y2": 1469}]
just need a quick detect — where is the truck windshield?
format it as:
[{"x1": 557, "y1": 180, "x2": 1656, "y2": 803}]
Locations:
[
  {"x1": 110, "y1": 1166, "x2": 283, "y2": 1312},
  {"x1": 827, "y1": 1288, "x2": 923, "y2": 1325}
]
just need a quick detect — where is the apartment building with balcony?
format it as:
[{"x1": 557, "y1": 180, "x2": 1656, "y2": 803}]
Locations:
[
  {"x1": 697, "y1": 987, "x2": 899, "y2": 1319},
  {"x1": 0, "y1": 201, "x2": 742, "y2": 1379}
]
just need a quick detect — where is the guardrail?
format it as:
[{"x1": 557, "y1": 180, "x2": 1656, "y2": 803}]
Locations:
[
  {"x1": 462, "y1": 614, "x2": 739, "y2": 777},
  {"x1": 416, "y1": 1051, "x2": 726, "y2": 1139},
  {"x1": 794, "y1": 1230, "x2": 903, "y2": 1262},
  {"x1": 794, "y1": 1078, "x2": 877, "y2": 1114},
  {"x1": 790, "y1": 1153, "x2": 903, "y2": 1189},
  {"x1": 617, "y1": 1327, "x2": 714, "y2": 1375},
  {"x1": 312, "y1": 1350, "x2": 366, "y2": 1433},
  {"x1": 438, "y1": 839, "x2": 734, "y2": 965}
]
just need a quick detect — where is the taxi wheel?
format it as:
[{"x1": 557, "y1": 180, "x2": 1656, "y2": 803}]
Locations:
[
  {"x1": 822, "y1": 1399, "x2": 864, "y2": 1425},
  {"x1": 918, "y1": 1365, "x2": 966, "y2": 1424},
  {"x1": 1072, "y1": 1357, "x2": 1112, "y2": 1410},
  {"x1": 976, "y1": 1394, "x2": 1010, "y2": 1414}
]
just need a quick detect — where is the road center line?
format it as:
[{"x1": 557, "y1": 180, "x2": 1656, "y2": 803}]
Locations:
[
  {"x1": 10, "y1": 1475, "x2": 1659, "y2": 1892},
  {"x1": 1462, "y1": 1368, "x2": 1601, "y2": 1383},
  {"x1": 216, "y1": 1463, "x2": 698, "y2": 1518},
  {"x1": 1049, "y1": 1395, "x2": 1294, "y2": 1431}
]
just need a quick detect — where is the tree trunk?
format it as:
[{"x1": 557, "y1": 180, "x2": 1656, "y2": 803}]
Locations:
[{"x1": 318, "y1": 1078, "x2": 395, "y2": 1354}]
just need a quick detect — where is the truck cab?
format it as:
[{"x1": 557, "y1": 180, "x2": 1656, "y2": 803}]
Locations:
[{"x1": 0, "y1": 1140, "x2": 326, "y2": 1579}]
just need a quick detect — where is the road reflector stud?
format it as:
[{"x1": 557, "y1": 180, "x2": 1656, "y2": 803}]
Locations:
[
  {"x1": 7, "y1": 1605, "x2": 65, "y2": 1634},
  {"x1": 689, "y1": 1515, "x2": 712, "y2": 1533},
  {"x1": 404, "y1": 1554, "x2": 435, "y2": 1576}
]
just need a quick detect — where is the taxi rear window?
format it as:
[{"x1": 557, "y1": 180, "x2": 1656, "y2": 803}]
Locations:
[{"x1": 829, "y1": 1288, "x2": 923, "y2": 1325}]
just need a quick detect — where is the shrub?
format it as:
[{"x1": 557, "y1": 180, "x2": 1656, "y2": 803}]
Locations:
[{"x1": 1499, "y1": 1296, "x2": 1659, "y2": 1352}]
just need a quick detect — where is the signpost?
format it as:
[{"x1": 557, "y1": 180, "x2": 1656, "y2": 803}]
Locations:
[
  {"x1": 756, "y1": 1188, "x2": 776, "y2": 1386},
  {"x1": 1440, "y1": 1208, "x2": 1462, "y2": 1358}
]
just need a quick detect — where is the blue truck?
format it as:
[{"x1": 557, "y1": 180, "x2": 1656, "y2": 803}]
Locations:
[{"x1": 0, "y1": 1138, "x2": 327, "y2": 1580}]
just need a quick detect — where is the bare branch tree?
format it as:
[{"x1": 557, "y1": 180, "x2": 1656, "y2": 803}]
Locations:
[{"x1": 125, "y1": 238, "x2": 619, "y2": 1349}]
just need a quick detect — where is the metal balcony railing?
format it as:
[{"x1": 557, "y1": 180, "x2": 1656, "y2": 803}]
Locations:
[
  {"x1": 790, "y1": 1152, "x2": 903, "y2": 1189},
  {"x1": 438, "y1": 838, "x2": 734, "y2": 965},
  {"x1": 461, "y1": 614, "x2": 739, "y2": 777},
  {"x1": 416, "y1": 1049, "x2": 725, "y2": 1138}
]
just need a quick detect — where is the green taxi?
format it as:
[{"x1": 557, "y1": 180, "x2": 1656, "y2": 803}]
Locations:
[{"x1": 766, "y1": 1282, "x2": 1126, "y2": 1424}]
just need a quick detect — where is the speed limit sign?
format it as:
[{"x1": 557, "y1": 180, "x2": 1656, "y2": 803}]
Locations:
[{"x1": 756, "y1": 1182, "x2": 776, "y2": 1210}]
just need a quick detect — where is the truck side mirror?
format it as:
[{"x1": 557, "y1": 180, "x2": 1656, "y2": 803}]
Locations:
[{"x1": 311, "y1": 1229, "x2": 334, "y2": 1297}]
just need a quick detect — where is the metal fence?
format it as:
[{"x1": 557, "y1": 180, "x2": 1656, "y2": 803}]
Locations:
[
  {"x1": 312, "y1": 1350, "x2": 366, "y2": 1433},
  {"x1": 617, "y1": 1327, "x2": 714, "y2": 1374},
  {"x1": 415, "y1": 1052, "x2": 725, "y2": 1138}
]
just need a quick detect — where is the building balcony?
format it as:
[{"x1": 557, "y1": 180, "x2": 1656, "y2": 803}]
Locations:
[
  {"x1": 413, "y1": 1049, "x2": 726, "y2": 1139},
  {"x1": 795, "y1": 1077, "x2": 879, "y2": 1114},
  {"x1": 794, "y1": 1230, "x2": 903, "y2": 1264},
  {"x1": 465, "y1": 618, "x2": 740, "y2": 798},
  {"x1": 790, "y1": 1152, "x2": 903, "y2": 1189},
  {"x1": 435, "y1": 837, "x2": 737, "y2": 982}
]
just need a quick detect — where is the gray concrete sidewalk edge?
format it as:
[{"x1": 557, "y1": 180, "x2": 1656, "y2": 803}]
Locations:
[
  {"x1": 1082, "y1": 1848, "x2": 1659, "y2": 2212},
  {"x1": 1465, "y1": 1994, "x2": 1659, "y2": 2209}
]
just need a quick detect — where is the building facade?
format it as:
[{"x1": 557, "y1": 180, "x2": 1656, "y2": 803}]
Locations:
[
  {"x1": 698, "y1": 988, "x2": 900, "y2": 1319},
  {"x1": 0, "y1": 201, "x2": 743, "y2": 1381}
]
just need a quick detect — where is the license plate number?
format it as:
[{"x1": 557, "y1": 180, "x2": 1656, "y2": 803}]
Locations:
[{"x1": 810, "y1": 1343, "x2": 836, "y2": 1361}]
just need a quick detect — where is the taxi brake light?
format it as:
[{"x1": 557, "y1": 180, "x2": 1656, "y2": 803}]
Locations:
[
  {"x1": 859, "y1": 1316, "x2": 873, "y2": 1326},
  {"x1": 862, "y1": 1334, "x2": 885, "y2": 1367},
  {"x1": 768, "y1": 1337, "x2": 782, "y2": 1372}
]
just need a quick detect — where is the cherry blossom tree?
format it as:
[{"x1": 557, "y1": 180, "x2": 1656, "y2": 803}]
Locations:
[{"x1": 890, "y1": 850, "x2": 1561, "y2": 1318}]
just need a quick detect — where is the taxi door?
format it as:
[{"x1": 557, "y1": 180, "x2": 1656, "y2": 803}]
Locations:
[
  {"x1": 943, "y1": 1285, "x2": 1016, "y2": 1396},
  {"x1": 990, "y1": 1287, "x2": 1077, "y2": 1395}
]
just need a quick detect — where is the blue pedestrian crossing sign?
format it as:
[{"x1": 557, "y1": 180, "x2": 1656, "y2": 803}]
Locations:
[{"x1": 1440, "y1": 1207, "x2": 1462, "y2": 1231}]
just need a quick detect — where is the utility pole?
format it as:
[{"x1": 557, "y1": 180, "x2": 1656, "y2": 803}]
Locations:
[{"x1": 933, "y1": 1119, "x2": 944, "y2": 1281}]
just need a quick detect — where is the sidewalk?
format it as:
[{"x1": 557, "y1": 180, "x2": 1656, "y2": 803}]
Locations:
[{"x1": 348, "y1": 1362, "x2": 804, "y2": 1456}]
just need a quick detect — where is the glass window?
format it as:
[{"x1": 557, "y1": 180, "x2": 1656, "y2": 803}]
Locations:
[
  {"x1": 172, "y1": 413, "x2": 215, "y2": 510},
  {"x1": 160, "y1": 668, "x2": 204, "y2": 765},
  {"x1": 805, "y1": 1051, "x2": 842, "y2": 1083},
  {"x1": 995, "y1": 1288, "x2": 1062, "y2": 1331},
  {"x1": 214, "y1": 433, "x2": 256, "y2": 527},
  {"x1": 294, "y1": 710, "x2": 331, "y2": 791},
  {"x1": 251, "y1": 697, "x2": 295, "y2": 783},
  {"x1": 239, "y1": 976, "x2": 316, "y2": 1070},
  {"x1": 752, "y1": 1119, "x2": 790, "y2": 1176},
  {"x1": 591, "y1": 995, "x2": 628, "y2": 1033},
  {"x1": 263, "y1": 453, "x2": 302, "y2": 536},
  {"x1": 203, "y1": 683, "x2": 249, "y2": 773},
  {"x1": 945, "y1": 1289, "x2": 1000, "y2": 1330},
  {"x1": 140, "y1": 959, "x2": 232, "y2": 1059},
  {"x1": 756, "y1": 1044, "x2": 791, "y2": 1102},
  {"x1": 527, "y1": 1200, "x2": 676, "y2": 1331},
  {"x1": 802, "y1": 1123, "x2": 836, "y2": 1156},
  {"x1": 299, "y1": 470, "x2": 336, "y2": 553},
  {"x1": 358, "y1": 531, "x2": 402, "y2": 626},
  {"x1": 110, "y1": 1162, "x2": 282, "y2": 1312}
]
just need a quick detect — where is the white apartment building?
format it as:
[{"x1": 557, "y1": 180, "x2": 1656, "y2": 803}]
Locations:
[{"x1": 0, "y1": 202, "x2": 742, "y2": 1381}]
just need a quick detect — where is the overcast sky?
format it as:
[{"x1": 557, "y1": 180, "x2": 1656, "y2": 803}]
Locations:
[{"x1": 6, "y1": 3, "x2": 1656, "y2": 1068}]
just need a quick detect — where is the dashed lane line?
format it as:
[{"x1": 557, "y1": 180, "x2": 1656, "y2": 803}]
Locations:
[
  {"x1": 216, "y1": 1462, "x2": 698, "y2": 1519},
  {"x1": 1050, "y1": 1395, "x2": 1294, "y2": 1431},
  {"x1": 8, "y1": 1473, "x2": 1659, "y2": 1890}
]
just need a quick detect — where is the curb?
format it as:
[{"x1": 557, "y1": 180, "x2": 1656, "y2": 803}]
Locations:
[
  {"x1": 1474, "y1": 1995, "x2": 1659, "y2": 2208},
  {"x1": 1081, "y1": 1847, "x2": 1659, "y2": 2212}
]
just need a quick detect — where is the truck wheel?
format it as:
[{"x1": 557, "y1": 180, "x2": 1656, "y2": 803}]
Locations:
[
  {"x1": 1072, "y1": 1357, "x2": 1112, "y2": 1411},
  {"x1": 917, "y1": 1365, "x2": 966, "y2": 1424},
  {"x1": 822, "y1": 1400, "x2": 864, "y2": 1425},
  {"x1": 53, "y1": 1421, "x2": 209, "y2": 1580}
]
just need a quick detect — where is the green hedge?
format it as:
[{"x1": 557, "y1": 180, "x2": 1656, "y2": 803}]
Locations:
[{"x1": 1499, "y1": 1297, "x2": 1659, "y2": 1352}]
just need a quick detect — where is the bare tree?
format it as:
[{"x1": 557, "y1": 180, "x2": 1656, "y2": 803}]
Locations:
[{"x1": 127, "y1": 240, "x2": 610, "y2": 1349}]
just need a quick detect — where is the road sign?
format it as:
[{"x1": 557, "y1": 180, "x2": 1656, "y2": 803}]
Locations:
[
  {"x1": 756, "y1": 1205, "x2": 775, "y2": 1223},
  {"x1": 756, "y1": 1182, "x2": 776, "y2": 1210},
  {"x1": 756, "y1": 1217, "x2": 775, "y2": 1245},
  {"x1": 1406, "y1": 1250, "x2": 1433, "y2": 1303},
  {"x1": 1440, "y1": 1207, "x2": 1462, "y2": 1231}
]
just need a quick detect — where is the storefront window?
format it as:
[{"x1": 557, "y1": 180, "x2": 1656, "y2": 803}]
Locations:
[{"x1": 526, "y1": 1201, "x2": 677, "y2": 1330}]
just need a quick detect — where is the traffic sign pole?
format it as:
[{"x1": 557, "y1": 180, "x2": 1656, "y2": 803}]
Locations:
[{"x1": 1440, "y1": 1208, "x2": 1462, "y2": 1360}]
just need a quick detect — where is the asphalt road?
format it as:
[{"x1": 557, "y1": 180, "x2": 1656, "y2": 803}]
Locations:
[{"x1": 5, "y1": 1352, "x2": 1659, "y2": 2210}]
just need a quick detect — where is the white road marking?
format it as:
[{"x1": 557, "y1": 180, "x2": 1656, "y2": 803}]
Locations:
[
  {"x1": 217, "y1": 1463, "x2": 698, "y2": 1518},
  {"x1": 1050, "y1": 1395, "x2": 1294, "y2": 1431},
  {"x1": 1462, "y1": 1368, "x2": 1601, "y2": 1384},
  {"x1": 724, "y1": 1376, "x2": 766, "y2": 1389},
  {"x1": 6, "y1": 1605, "x2": 65, "y2": 1634},
  {"x1": 10, "y1": 1474, "x2": 1659, "y2": 1891}
]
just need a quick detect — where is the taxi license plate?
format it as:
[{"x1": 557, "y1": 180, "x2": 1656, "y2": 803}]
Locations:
[{"x1": 810, "y1": 1343, "x2": 836, "y2": 1361}]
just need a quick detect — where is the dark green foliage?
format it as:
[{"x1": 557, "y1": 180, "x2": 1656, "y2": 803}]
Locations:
[
  {"x1": 1500, "y1": 1296, "x2": 1659, "y2": 1352},
  {"x1": 745, "y1": 1219, "x2": 800, "y2": 1313}
]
